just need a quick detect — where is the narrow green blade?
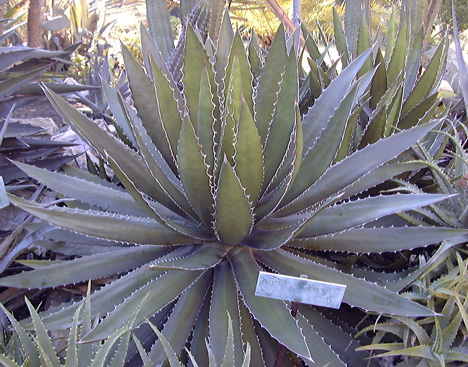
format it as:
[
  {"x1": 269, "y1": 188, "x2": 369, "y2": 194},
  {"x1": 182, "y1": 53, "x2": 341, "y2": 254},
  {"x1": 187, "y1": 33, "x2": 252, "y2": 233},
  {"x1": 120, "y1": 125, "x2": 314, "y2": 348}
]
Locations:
[
  {"x1": 229, "y1": 248, "x2": 311, "y2": 360},
  {"x1": 150, "y1": 243, "x2": 230, "y2": 270},
  {"x1": 12, "y1": 161, "x2": 148, "y2": 217},
  {"x1": 0, "y1": 303, "x2": 40, "y2": 366},
  {"x1": 183, "y1": 25, "x2": 208, "y2": 126},
  {"x1": 262, "y1": 52, "x2": 298, "y2": 190},
  {"x1": 357, "y1": 16, "x2": 372, "y2": 78},
  {"x1": 0, "y1": 246, "x2": 167, "y2": 288},
  {"x1": 402, "y1": 37, "x2": 447, "y2": 117},
  {"x1": 147, "y1": 324, "x2": 183, "y2": 367},
  {"x1": 210, "y1": 261, "x2": 243, "y2": 366},
  {"x1": 197, "y1": 63, "x2": 216, "y2": 175},
  {"x1": 178, "y1": 115, "x2": 214, "y2": 228},
  {"x1": 83, "y1": 269, "x2": 203, "y2": 342},
  {"x1": 214, "y1": 157, "x2": 253, "y2": 245},
  {"x1": 122, "y1": 44, "x2": 175, "y2": 171},
  {"x1": 333, "y1": 7, "x2": 349, "y2": 68},
  {"x1": 8, "y1": 194, "x2": 193, "y2": 245},
  {"x1": 254, "y1": 24, "x2": 287, "y2": 145},
  {"x1": 25, "y1": 299, "x2": 61, "y2": 367},
  {"x1": 344, "y1": 0, "x2": 361, "y2": 57},
  {"x1": 234, "y1": 98, "x2": 263, "y2": 204},
  {"x1": 278, "y1": 121, "x2": 439, "y2": 216},
  {"x1": 64, "y1": 305, "x2": 82, "y2": 367},
  {"x1": 298, "y1": 193, "x2": 451, "y2": 237},
  {"x1": 387, "y1": 15, "x2": 408, "y2": 85},
  {"x1": 145, "y1": 0, "x2": 174, "y2": 63},
  {"x1": 150, "y1": 57, "x2": 182, "y2": 161},
  {"x1": 290, "y1": 226, "x2": 468, "y2": 253},
  {"x1": 149, "y1": 271, "x2": 211, "y2": 365},
  {"x1": 256, "y1": 249, "x2": 436, "y2": 317}
]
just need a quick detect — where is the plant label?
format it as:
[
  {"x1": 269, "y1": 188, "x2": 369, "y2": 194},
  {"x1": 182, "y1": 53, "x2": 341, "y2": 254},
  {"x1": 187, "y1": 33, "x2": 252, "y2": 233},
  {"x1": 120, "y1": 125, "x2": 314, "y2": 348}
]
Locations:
[{"x1": 255, "y1": 272, "x2": 346, "y2": 309}]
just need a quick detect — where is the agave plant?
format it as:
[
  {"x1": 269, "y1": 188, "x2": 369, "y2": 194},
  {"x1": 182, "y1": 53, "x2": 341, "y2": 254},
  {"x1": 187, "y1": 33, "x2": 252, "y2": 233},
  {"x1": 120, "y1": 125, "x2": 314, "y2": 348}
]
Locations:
[
  {"x1": 1, "y1": 10, "x2": 467, "y2": 367},
  {"x1": 137, "y1": 313, "x2": 251, "y2": 367},
  {"x1": 323, "y1": 4, "x2": 448, "y2": 161},
  {"x1": 0, "y1": 283, "x2": 140, "y2": 367},
  {"x1": 0, "y1": 288, "x2": 251, "y2": 367}
]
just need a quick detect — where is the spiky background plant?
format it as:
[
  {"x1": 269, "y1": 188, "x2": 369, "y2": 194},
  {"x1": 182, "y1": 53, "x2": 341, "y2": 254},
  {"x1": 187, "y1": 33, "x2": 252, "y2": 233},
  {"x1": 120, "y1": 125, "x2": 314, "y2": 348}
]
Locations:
[
  {"x1": 356, "y1": 249, "x2": 468, "y2": 367},
  {"x1": 0, "y1": 21, "x2": 97, "y2": 118},
  {"x1": 0, "y1": 283, "x2": 143, "y2": 367},
  {"x1": 0, "y1": 288, "x2": 251, "y2": 367},
  {"x1": 2, "y1": 8, "x2": 467, "y2": 367},
  {"x1": 301, "y1": 3, "x2": 449, "y2": 162}
]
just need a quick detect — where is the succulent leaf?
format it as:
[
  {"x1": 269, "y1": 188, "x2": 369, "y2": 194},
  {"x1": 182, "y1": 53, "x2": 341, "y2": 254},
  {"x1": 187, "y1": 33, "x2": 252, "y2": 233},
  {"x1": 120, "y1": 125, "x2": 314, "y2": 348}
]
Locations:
[
  {"x1": 8, "y1": 194, "x2": 194, "y2": 245},
  {"x1": 298, "y1": 193, "x2": 452, "y2": 237},
  {"x1": 262, "y1": 52, "x2": 298, "y2": 190},
  {"x1": 254, "y1": 24, "x2": 287, "y2": 145},
  {"x1": 149, "y1": 243, "x2": 230, "y2": 270},
  {"x1": 229, "y1": 248, "x2": 311, "y2": 360},
  {"x1": 122, "y1": 44, "x2": 175, "y2": 172},
  {"x1": 41, "y1": 86, "x2": 179, "y2": 212},
  {"x1": 387, "y1": 15, "x2": 409, "y2": 85},
  {"x1": 401, "y1": 37, "x2": 447, "y2": 117},
  {"x1": 178, "y1": 114, "x2": 215, "y2": 228},
  {"x1": 183, "y1": 25, "x2": 208, "y2": 126},
  {"x1": 0, "y1": 302, "x2": 40, "y2": 365},
  {"x1": 106, "y1": 155, "x2": 210, "y2": 239},
  {"x1": 332, "y1": 7, "x2": 349, "y2": 68},
  {"x1": 214, "y1": 10, "x2": 235, "y2": 95},
  {"x1": 145, "y1": 0, "x2": 174, "y2": 64},
  {"x1": 0, "y1": 246, "x2": 168, "y2": 288},
  {"x1": 234, "y1": 98, "x2": 263, "y2": 204},
  {"x1": 295, "y1": 311, "x2": 347, "y2": 367},
  {"x1": 214, "y1": 156, "x2": 253, "y2": 245},
  {"x1": 150, "y1": 57, "x2": 183, "y2": 161},
  {"x1": 82, "y1": 269, "x2": 204, "y2": 342},
  {"x1": 197, "y1": 63, "x2": 216, "y2": 174},
  {"x1": 146, "y1": 325, "x2": 184, "y2": 367},
  {"x1": 279, "y1": 121, "x2": 440, "y2": 216},
  {"x1": 64, "y1": 305, "x2": 81, "y2": 367},
  {"x1": 210, "y1": 261, "x2": 243, "y2": 366},
  {"x1": 12, "y1": 161, "x2": 148, "y2": 217},
  {"x1": 101, "y1": 80, "x2": 137, "y2": 147},
  {"x1": 285, "y1": 82, "x2": 360, "y2": 204},
  {"x1": 369, "y1": 49, "x2": 387, "y2": 109},
  {"x1": 404, "y1": 28, "x2": 424, "y2": 99},
  {"x1": 25, "y1": 298, "x2": 61, "y2": 367},
  {"x1": 148, "y1": 271, "x2": 210, "y2": 365},
  {"x1": 301, "y1": 48, "x2": 372, "y2": 145},
  {"x1": 30, "y1": 265, "x2": 163, "y2": 331},
  {"x1": 256, "y1": 250, "x2": 436, "y2": 317},
  {"x1": 357, "y1": 17, "x2": 372, "y2": 79},
  {"x1": 290, "y1": 226, "x2": 468, "y2": 253}
]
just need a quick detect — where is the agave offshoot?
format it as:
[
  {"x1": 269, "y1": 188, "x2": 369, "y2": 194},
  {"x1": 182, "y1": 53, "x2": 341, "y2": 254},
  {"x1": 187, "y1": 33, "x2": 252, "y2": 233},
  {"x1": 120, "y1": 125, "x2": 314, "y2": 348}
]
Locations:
[{"x1": 1, "y1": 12, "x2": 466, "y2": 367}]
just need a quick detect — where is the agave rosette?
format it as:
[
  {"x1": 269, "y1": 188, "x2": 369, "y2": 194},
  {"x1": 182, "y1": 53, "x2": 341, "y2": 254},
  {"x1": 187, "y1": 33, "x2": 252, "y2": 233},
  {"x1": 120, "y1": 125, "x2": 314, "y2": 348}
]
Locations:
[{"x1": 2, "y1": 14, "x2": 466, "y2": 366}]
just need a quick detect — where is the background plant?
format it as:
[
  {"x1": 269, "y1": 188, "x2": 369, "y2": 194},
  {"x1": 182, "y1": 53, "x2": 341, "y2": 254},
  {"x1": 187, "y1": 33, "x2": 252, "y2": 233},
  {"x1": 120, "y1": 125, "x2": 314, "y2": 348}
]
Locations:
[{"x1": 356, "y1": 248, "x2": 468, "y2": 366}]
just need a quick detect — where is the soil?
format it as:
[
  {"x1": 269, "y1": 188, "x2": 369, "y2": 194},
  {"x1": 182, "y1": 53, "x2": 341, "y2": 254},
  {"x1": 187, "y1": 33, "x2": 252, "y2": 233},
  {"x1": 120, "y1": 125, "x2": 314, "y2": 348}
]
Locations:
[{"x1": 11, "y1": 98, "x2": 65, "y2": 124}]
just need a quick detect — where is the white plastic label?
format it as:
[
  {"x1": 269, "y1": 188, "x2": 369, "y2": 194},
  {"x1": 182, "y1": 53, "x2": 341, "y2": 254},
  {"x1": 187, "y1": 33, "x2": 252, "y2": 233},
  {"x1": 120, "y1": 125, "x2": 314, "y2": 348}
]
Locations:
[{"x1": 255, "y1": 272, "x2": 346, "y2": 309}]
